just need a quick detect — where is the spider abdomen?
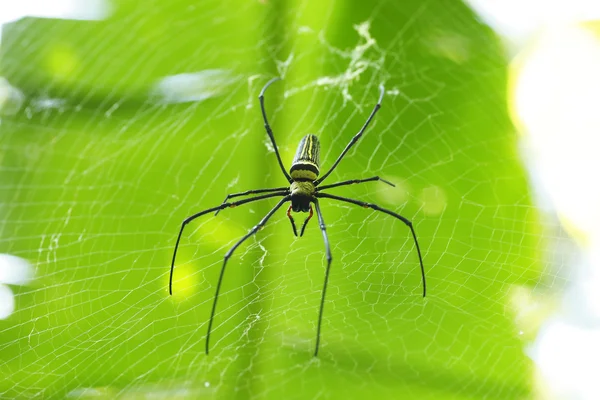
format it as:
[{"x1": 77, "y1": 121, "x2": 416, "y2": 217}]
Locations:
[{"x1": 290, "y1": 134, "x2": 320, "y2": 181}]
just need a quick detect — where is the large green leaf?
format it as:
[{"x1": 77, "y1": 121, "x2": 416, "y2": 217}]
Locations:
[{"x1": 0, "y1": 1, "x2": 540, "y2": 398}]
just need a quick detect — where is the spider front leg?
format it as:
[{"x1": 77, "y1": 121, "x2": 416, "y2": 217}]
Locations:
[
  {"x1": 312, "y1": 199, "x2": 331, "y2": 356},
  {"x1": 316, "y1": 192, "x2": 426, "y2": 297},
  {"x1": 206, "y1": 195, "x2": 291, "y2": 354},
  {"x1": 169, "y1": 191, "x2": 288, "y2": 295}
]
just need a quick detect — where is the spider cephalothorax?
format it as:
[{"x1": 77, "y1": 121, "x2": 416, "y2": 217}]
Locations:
[
  {"x1": 169, "y1": 77, "x2": 426, "y2": 357},
  {"x1": 290, "y1": 180, "x2": 315, "y2": 212}
]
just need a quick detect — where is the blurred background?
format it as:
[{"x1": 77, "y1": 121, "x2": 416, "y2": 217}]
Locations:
[{"x1": 1, "y1": 0, "x2": 598, "y2": 399}]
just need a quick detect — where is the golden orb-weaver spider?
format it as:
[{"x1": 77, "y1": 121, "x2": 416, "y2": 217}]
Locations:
[{"x1": 169, "y1": 78, "x2": 426, "y2": 356}]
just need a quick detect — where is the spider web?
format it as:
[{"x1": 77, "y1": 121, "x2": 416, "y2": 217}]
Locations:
[{"x1": 0, "y1": 1, "x2": 553, "y2": 398}]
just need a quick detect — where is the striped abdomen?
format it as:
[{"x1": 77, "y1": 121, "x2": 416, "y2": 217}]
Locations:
[{"x1": 290, "y1": 134, "x2": 320, "y2": 181}]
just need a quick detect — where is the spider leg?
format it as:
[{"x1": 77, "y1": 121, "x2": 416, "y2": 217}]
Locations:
[
  {"x1": 312, "y1": 199, "x2": 331, "y2": 356},
  {"x1": 315, "y1": 85, "x2": 385, "y2": 185},
  {"x1": 299, "y1": 205, "x2": 314, "y2": 237},
  {"x1": 316, "y1": 192, "x2": 426, "y2": 297},
  {"x1": 169, "y1": 191, "x2": 288, "y2": 295},
  {"x1": 286, "y1": 205, "x2": 298, "y2": 236},
  {"x1": 215, "y1": 187, "x2": 289, "y2": 215},
  {"x1": 317, "y1": 176, "x2": 394, "y2": 191},
  {"x1": 206, "y1": 195, "x2": 291, "y2": 355},
  {"x1": 259, "y1": 77, "x2": 293, "y2": 183}
]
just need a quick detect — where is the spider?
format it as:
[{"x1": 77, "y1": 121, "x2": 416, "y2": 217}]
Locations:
[{"x1": 169, "y1": 77, "x2": 426, "y2": 357}]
